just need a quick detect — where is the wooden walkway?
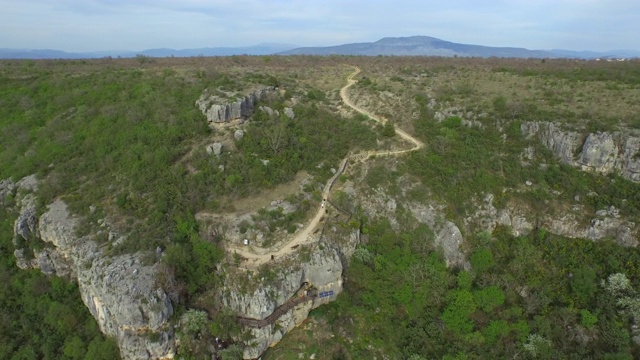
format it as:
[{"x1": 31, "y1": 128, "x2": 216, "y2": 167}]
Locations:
[{"x1": 237, "y1": 288, "x2": 318, "y2": 328}]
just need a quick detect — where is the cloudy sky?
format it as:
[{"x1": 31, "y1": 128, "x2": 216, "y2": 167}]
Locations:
[{"x1": 1, "y1": 0, "x2": 638, "y2": 52}]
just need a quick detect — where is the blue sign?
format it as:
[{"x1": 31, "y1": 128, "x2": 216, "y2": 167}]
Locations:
[{"x1": 318, "y1": 290, "x2": 335, "y2": 298}]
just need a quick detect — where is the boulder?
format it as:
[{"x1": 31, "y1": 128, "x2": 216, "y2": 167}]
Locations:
[
  {"x1": 234, "y1": 129, "x2": 244, "y2": 140},
  {"x1": 578, "y1": 132, "x2": 617, "y2": 173},
  {"x1": 259, "y1": 106, "x2": 277, "y2": 117},
  {"x1": 206, "y1": 143, "x2": 223, "y2": 156},
  {"x1": 284, "y1": 107, "x2": 295, "y2": 119}
]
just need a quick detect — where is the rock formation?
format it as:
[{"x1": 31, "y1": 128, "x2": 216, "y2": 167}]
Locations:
[
  {"x1": 220, "y1": 241, "x2": 351, "y2": 358},
  {"x1": 10, "y1": 180, "x2": 176, "y2": 360},
  {"x1": 466, "y1": 194, "x2": 638, "y2": 247},
  {"x1": 521, "y1": 121, "x2": 640, "y2": 182},
  {"x1": 196, "y1": 87, "x2": 276, "y2": 123}
]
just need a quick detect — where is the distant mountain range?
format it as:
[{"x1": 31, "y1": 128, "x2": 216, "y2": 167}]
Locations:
[
  {"x1": 0, "y1": 43, "x2": 298, "y2": 59},
  {"x1": 2, "y1": 36, "x2": 638, "y2": 60},
  {"x1": 278, "y1": 36, "x2": 640, "y2": 59}
]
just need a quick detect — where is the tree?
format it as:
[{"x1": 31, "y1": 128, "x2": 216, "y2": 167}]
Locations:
[
  {"x1": 523, "y1": 334, "x2": 553, "y2": 359},
  {"x1": 84, "y1": 337, "x2": 120, "y2": 360},
  {"x1": 442, "y1": 290, "x2": 476, "y2": 335},
  {"x1": 470, "y1": 248, "x2": 494, "y2": 274},
  {"x1": 473, "y1": 286, "x2": 505, "y2": 312},
  {"x1": 219, "y1": 344, "x2": 243, "y2": 360},
  {"x1": 570, "y1": 267, "x2": 597, "y2": 307},
  {"x1": 182, "y1": 309, "x2": 208, "y2": 335},
  {"x1": 63, "y1": 336, "x2": 86, "y2": 360}
]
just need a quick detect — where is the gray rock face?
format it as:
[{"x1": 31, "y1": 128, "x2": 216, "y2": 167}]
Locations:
[
  {"x1": 78, "y1": 252, "x2": 175, "y2": 360},
  {"x1": 222, "y1": 242, "x2": 351, "y2": 359},
  {"x1": 409, "y1": 203, "x2": 468, "y2": 269},
  {"x1": 355, "y1": 186, "x2": 468, "y2": 269},
  {"x1": 466, "y1": 194, "x2": 638, "y2": 247},
  {"x1": 13, "y1": 194, "x2": 176, "y2": 359},
  {"x1": 196, "y1": 87, "x2": 276, "y2": 123},
  {"x1": 522, "y1": 121, "x2": 640, "y2": 182},
  {"x1": 578, "y1": 132, "x2": 617, "y2": 172},
  {"x1": 521, "y1": 121, "x2": 583, "y2": 164},
  {"x1": 14, "y1": 194, "x2": 38, "y2": 243}
]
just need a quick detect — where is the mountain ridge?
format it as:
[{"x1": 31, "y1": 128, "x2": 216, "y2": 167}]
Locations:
[
  {"x1": 2, "y1": 36, "x2": 639, "y2": 59},
  {"x1": 279, "y1": 35, "x2": 639, "y2": 59},
  {"x1": 0, "y1": 43, "x2": 298, "y2": 59}
]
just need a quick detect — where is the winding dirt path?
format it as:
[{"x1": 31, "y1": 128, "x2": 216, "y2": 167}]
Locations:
[
  {"x1": 341, "y1": 67, "x2": 424, "y2": 153},
  {"x1": 225, "y1": 66, "x2": 423, "y2": 267}
]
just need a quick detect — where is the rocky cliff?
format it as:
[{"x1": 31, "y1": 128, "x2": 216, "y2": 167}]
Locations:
[
  {"x1": 9, "y1": 179, "x2": 176, "y2": 360},
  {"x1": 465, "y1": 193, "x2": 638, "y2": 247},
  {"x1": 195, "y1": 87, "x2": 276, "y2": 123},
  {"x1": 521, "y1": 121, "x2": 640, "y2": 182},
  {"x1": 220, "y1": 240, "x2": 352, "y2": 359}
]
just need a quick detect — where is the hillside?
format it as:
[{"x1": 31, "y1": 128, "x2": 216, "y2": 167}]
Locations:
[
  {"x1": 279, "y1": 36, "x2": 640, "y2": 59},
  {"x1": 279, "y1": 35, "x2": 552, "y2": 58},
  {"x1": 2, "y1": 56, "x2": 640, "y2": 359}
]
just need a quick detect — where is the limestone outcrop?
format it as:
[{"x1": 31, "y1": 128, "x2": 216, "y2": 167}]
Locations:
[
  {"x1": 521, "y1": 121, "x2": 640, "y2": 182},
  {"x1": 221, "y1": 235, "x2": 355, "y2": 359},
  {"x1": 466, "y1": 194, "x2": 638, "y2": 247},
  {"x1": 11, "y1": 181, "x2": 176, "y2": 360},
  {"x1": 354, "y1": 184, "x2": 468, "y2": 269},
  {"x1": 196, "y1": 87, "x2": 276, "y2": 123}
]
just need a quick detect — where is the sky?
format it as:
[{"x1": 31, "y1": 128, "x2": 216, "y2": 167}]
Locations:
[{"x1": 1, "y1": 0, "x2": 638, "y2": 52}]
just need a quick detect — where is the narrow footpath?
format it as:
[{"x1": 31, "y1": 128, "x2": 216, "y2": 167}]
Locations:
[{"x1": 225, "y1": 66, "x2": 424, "y2": 268}]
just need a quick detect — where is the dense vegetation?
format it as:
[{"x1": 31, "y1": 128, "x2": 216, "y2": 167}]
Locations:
[
  {"x1": 262, "y1": 57, "x2": 640, "y2": 359},
  {"x1": 0, "y1": 57, "x2": 380, "y2": 359},
  {"x1": 266, "y1": 219, "x2": 640, "y2": 359},
  {"x1": 406, "y1": 96, "x2": 640, "y2": 221},
  {"x1": 2, "y1": 56, "x2": 640, "y2": 359},
  {"x1": 0, "y1": 208, "x2": 120, "y2": 360}
]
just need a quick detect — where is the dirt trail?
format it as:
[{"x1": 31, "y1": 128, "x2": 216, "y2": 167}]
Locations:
[
  {"x1": 341, "y1": 67, "x2": 424, "y2": 152},
  {"x1": 225, "y1": 67, "x2": 423, "y2": 267}
]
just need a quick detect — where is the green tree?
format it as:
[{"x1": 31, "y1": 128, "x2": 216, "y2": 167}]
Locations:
[
  {"x1": 84, "y1": 337, "x2": 120, "y2": 360},
  {"x1": 570, "y1": 267, "x2": 597, "y2": 307},
  {"x1": 579, "y1": 309, "x2": 598, "y2": 328},
  {"x1": 470, "y1": 248, "x2": 494, "y2": 274},
  {"x1": 442, "y1": 290, "x2": 477, "y2": 335},
  {"x1": 473, "y1": 286, "x2": 505, "y2": 312},
  {"x1": 482, "y1": 320, "x2": 509, "y2": 345},
  {"x1": 63, "y1": 336, "x2": 86, "y2": 360}
]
